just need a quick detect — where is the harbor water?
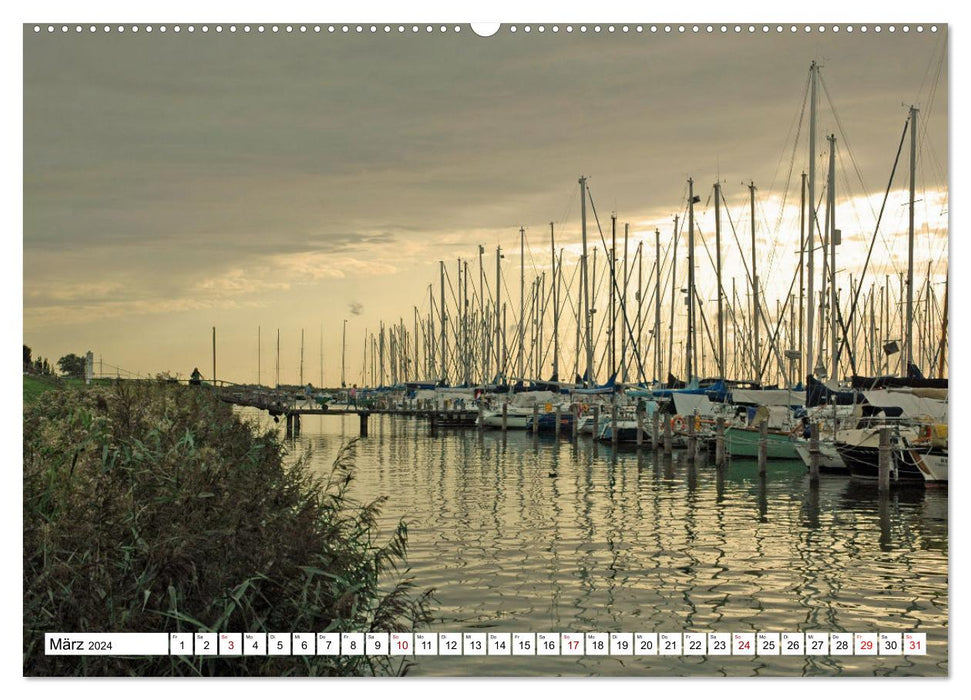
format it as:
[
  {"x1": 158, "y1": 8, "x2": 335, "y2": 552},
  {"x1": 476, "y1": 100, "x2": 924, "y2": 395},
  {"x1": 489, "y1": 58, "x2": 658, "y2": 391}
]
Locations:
[{"x1": 250, "y1": 410, "x2": 948, "y2": 676}]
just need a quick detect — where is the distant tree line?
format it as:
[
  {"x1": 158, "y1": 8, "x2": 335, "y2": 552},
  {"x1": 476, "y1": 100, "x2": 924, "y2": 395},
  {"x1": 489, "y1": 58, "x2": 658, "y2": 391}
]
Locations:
[{"x1": 23, "y1": 345, "x2": 90, "y2": 379}]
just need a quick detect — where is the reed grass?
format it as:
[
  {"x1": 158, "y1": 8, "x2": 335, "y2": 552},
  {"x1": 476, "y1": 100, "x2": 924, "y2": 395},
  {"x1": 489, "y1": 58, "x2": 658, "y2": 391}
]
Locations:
[{"x1": 23, "y1": 380, "x2": 433, "y2": 676}]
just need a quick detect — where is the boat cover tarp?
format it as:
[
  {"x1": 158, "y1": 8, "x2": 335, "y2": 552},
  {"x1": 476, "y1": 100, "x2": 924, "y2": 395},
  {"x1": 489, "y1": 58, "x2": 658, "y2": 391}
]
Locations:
[
  {"x1": 732, "y1": 388, "x2": 805, "y2": 408},
  {"x1": 509, "y1": 391, "x2": 559, "y2": 407},
  {"x1": 862, "y1": 390, "x2": 947, "y2": 422},
  {"x1": 850, "y1": 374, "x2": 948, "y2": 390},
  {"x1": 807, "y1": 376, "x2": 858, "y2": 407},
  {"x1": 672, "y1": 393, "x2": 719, "y2": 417}
]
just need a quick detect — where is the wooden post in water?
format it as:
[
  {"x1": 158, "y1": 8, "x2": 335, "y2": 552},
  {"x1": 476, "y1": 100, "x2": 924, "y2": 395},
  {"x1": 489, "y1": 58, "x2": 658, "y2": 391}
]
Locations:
[
  {"x1": 687, "y1": 414, "x2": 696, "y2": 461},
  {"x1": 636, "y1": 410, "x2": 644, "y2": 447},
  {"x1": 285, "y1": 413, "x2": 293, "y2": 438},
  {"x1": 592, "y1": 405, "x2": 600, "y2": 441},
  {"x1": 555, "y1": 404, "x2": 562, "y2": 438},
  {"x1": 663, "y1": 417, "x2": 672, "y2": 455},
  {"x1": 478, "y1": 401, "x2": 484, "y2": 431},
  {"x1": 501, "y1": 402, "x2": 508, "y2": 432},
  {"x1": 359, "y1": 411, "x2": 369, "y2": 437},
  {"x1": 572, "y1": 403, "x2": 579, "y2": 439},
  {"x1": 758, "y1": 419, "x2": 768, "y2": 475},
  {"x1": 611, "y1": 404, "x2": 619, "y2": 445},
  {"x1": 878, "y1": 426, "x2": 891, "y2": 492},
  {"x1": 809, "y1": 423, "x2": 820, "y2": 483},
  {"x1": 652, "y1": 411, "x2": 660, "y2": 451},
  {"x1": 715, "y1": 417, "x2": 725, "y2": 467},
  {"x1": 429, "y1": 412, "x2": 438, "y2": 436},
  {"x1": 293, "y1": 414, "x2": 301, "y2": 436},
  {"x1": 532, "y1": 405, "x2": 539, "y2": 435}
]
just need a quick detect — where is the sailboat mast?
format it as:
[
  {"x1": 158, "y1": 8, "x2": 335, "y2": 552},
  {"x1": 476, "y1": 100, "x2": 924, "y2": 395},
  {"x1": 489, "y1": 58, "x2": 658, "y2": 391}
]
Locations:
[
  {"x1": 440, "y1": 260, "x2": 447, "y2": 384},
  {"x1": 479, "y1": 244, "x2": 485, "y2": 383},
  {"x1": 906, "y1": 105, "x2": 919, "y2": 373},
  {"x1": 610, "y1": 213, "x2": 617, "y2": 379},
  {"x1": 463, "y1": 259, "x2": 470, "y2": 385},
  {"x1": 519, "y1": 226, "x2": 525, "y2": 382},
  {"x1": 427, "y1": 285, "x2": 434, "y2": 378},
  {"x1": 495, "y1": 246, "x2": 502, "y2": 379},
  {"x1": 636, "y1": 239, "x2": 644, "y2": 383},
  {"x1": 654, "y1": 228, "x2": 661, "y2": 383},
  {"x1": 341, "y1": 319, "x2": 347, "y2": 387},
  {"x1": 937, "y1": 277, "x2": 947, "y2": 378},
  {"x1": 300, "y1": 328, "x2": 304, "y2": 386},
  {"x1": 828, "y1": 134, "x2": 839, "y2": 380},
  {"x1": 550, "y1": 223, "x2": 559, "y2": 379},
  {"x1": 749, "y1": 182, "x2": 760, "y2": 382},
  {"x1": 275, "y1": 328, "x2": 280, "y2": 388},
  {"x1": 715, "y1": 181, "x2": 724, "y2": 378},
  {"x1": 258, "y1": 325, "x2": 261, "y2": 387},
  {"x1": 622, "y1": 222, "x2": 629, "y2": 383},
  {"x1": 668, "y1": 215, "x2": 678, "y2": 383},
  {"x1": 807, "y1": 61, "x2": 818, "y2": 379},
  {"x1": 799, "y1": 171, "x2": 806, "y2": 381},
  {"x1": 687, "y1": 179, "x2": 696, "y2": 382},
  {"x1": 580, "y1": 176, "x2": 593, "y2": 384}
]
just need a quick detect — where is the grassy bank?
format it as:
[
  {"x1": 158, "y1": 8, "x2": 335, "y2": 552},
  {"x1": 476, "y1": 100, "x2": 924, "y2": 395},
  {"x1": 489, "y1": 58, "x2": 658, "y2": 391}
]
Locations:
[
  {"x1": 23, "y1": 380, "x2": 433, "y2": 676},
  {"x1": 23, "y1": 374, "x2": 64, "y2": 404}
]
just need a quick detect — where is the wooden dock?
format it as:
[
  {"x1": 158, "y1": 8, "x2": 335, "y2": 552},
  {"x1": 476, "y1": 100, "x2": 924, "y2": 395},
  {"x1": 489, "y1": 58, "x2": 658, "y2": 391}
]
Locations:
[{"x1": 216, "y1": 386, "x2": 480, "y2": 436}]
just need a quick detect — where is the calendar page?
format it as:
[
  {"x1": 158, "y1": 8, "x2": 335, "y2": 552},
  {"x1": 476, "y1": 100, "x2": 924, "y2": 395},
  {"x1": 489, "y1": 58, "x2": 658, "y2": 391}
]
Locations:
[{"x1": 21, "y1": 2, "x2": 950, "y2": 683}]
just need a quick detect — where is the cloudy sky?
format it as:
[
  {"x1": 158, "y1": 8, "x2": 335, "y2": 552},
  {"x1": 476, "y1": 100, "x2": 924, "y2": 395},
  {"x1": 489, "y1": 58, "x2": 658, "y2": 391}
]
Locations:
[{"x1": 23, "y1": 23, "x2": 948, "y2": 384}]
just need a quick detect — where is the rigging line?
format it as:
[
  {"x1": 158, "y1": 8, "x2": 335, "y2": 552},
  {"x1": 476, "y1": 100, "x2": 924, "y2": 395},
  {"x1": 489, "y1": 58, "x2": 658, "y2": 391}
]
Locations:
[
  {"x1": 836, "y1": 115, "x2": 910, "y2": 372},
  {"x1": 835, "y1": 151, "x2": 897, "y2": 267},
  {"x1": 720, "y1": 184, "x2": 787, "y2": 378},
  {"x1": 768, "y1": 70, "x2": 811, "y2": 237},
  {"x1": 753, "y1": 195, "x2": 785, "y2": 292},
  {"x1": 912, "y1": 41, "x2": 947, "y2": 199},
  {"x1": 916, "y1": 32, "x2": 944, "y2": 104},
  {"x1": 585, "y1": 184, "x2": 649, "y2": 382},
  {"x1": 819, "y1": 73, "x2": 879, "y2": 225}
]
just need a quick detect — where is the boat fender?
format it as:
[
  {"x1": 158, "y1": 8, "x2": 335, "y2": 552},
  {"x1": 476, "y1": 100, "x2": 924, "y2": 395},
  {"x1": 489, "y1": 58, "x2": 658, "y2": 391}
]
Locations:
[{"x1": 672, "y1": 415, "x2": 686, "y2": 432}]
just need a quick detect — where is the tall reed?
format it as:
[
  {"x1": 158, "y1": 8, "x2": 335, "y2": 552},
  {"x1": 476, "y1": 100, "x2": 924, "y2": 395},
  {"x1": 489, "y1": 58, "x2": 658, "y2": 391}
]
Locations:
[{"x1": 23, "y1": 380, "x2": 433, "y2": 676}]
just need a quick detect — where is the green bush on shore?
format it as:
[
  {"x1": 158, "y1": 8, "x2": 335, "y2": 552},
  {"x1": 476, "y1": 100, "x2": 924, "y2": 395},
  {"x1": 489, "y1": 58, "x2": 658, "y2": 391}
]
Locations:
[{"x1": 23, "y1": 380, "x2": 433, "y2": 676}]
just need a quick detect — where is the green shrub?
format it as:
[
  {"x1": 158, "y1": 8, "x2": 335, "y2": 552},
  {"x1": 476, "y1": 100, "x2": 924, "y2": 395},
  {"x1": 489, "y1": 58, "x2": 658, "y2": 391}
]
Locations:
[{"x1": 23, "y1": 381, "x2": 433, "y2": 676}]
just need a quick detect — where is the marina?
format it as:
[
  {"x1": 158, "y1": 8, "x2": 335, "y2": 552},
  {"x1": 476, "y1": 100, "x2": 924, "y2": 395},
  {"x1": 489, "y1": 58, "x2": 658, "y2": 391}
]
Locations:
[
  {"x1": 257, "y1": 408, "x2": 949, "y2": 676},
  {"x1": 23, "y1": 22, "x2": 949, "y2": 680}
]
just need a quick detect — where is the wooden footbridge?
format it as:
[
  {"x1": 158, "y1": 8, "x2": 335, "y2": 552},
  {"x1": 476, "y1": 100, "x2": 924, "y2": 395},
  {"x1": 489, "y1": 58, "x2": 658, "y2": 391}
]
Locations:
[{"x1": 215, "y1": 385, "x2": 477, "y2": 437}]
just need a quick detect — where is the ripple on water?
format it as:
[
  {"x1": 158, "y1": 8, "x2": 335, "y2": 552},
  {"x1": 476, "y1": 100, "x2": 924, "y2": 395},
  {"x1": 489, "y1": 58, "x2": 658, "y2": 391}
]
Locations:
[{"x1": 249, "y1": 411, "x2": 948, "y2": 677}]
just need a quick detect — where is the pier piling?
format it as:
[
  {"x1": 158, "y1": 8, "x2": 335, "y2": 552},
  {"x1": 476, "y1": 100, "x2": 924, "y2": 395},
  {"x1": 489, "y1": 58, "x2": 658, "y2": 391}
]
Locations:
[
  {"x1": 809, "y1": 423, "x2": 820, "y2": 483},
  {"x1": 878, "y1": 426, "x2": 891, "y2": 492},
  {"x1": 502, "y1": 403, "x2": 508, "y2": 432},
  {"x1": 555, "y1": 405, "x2": 562, "y2": 438},
  {"x1": 663, "y1": 417, "x2": 672, "y2": 455},
  {"x1": 636, "y1": 410, "x2": 644, "y2": 447},
  {"x1": 687, "y1": 414, "x2": 696, "y2": 461},
  {"x1": 592, "y1": 405, "x2": 600, "y2": 441},
  {"x1": 478, "y1": 401, "x2": 484, "y2": 431},
  {"x1": 758, "y1": 419, "x2": 768, "y2": 475},
  {"x1": 715, "y1": 417, "x2": 725, "y2": 467},
  {"x1": 572, "y1": 403, "x2": 579, "y2": 439},
  {"x1": 532, "y1": 405, "x2": 539, "y2": 435},
  {"x1": 611, "y1": 404, "x2": 618, "y2": 445},
  {"x1": 359, "y1": 411, "x2": 369, "y2": 437},
  {"x1": 652, "y1": 411, "x2": 660, "y2": 451}
]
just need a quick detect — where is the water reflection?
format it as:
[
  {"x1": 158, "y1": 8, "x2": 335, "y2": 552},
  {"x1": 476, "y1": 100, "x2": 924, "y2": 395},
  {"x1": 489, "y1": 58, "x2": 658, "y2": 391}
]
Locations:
[{"x1": 241, "y1": 410, "x2": 947, "y2": 676}]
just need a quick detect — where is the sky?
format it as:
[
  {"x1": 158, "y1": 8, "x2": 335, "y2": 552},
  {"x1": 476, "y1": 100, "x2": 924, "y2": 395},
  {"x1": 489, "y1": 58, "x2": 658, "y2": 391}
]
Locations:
[{"x1": 22, "y1": 22, "x2": 948, "y2": 385}]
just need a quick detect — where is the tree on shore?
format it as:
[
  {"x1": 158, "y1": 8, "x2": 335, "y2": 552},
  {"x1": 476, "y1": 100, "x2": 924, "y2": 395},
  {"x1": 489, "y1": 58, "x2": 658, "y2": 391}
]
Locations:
[
  {"x1": 56, "y1": 353, "x2": 86, "y2": 378},
  {"x1": 23, "y1": 344, "x2": 31, "y2": 371}
]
